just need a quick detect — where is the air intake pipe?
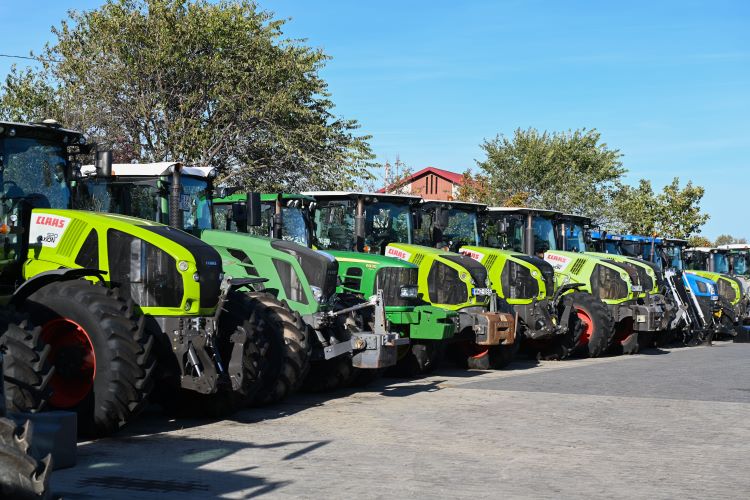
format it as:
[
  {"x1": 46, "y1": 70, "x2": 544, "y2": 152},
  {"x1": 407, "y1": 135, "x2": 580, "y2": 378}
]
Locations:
[{"x1": 170, "y1": 163, "x2": 184, "y2": 230}]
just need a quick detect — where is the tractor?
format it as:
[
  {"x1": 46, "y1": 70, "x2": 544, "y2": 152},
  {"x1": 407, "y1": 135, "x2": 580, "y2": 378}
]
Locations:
[
  {"x1": 416, "y1": 199, "x2": 578, "y2": 359},
  {"x1": 561, "y1": 216, "x2": 675, "y2": 350},
  {"x1": 717, "y1": 243, "x2": 750, "y2": 296},
  {"x1": 684, "y1": 246, "x2": 747, "y2": 332},
  {"x1": 304, "y1": 192, "x2": 517, "y2": 370},
  {"x1": 589, "y1": 231, "x2": 720, "y2": 346},
  {"x1": 213, "y1": 192, "x2": 456, "y2": 376},
  {"x1": 1, "y1": 120, "x2": 270, "y2": 437},
  {"x1": 486, "y1": 207, "x2": 669, "y2": 355},
  {"x1": 78, "y1": 164, "x2": 405, "y2": 394}
]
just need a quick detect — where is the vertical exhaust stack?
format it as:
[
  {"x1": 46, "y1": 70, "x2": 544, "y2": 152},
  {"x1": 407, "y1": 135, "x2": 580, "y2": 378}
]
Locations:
[
  {"x1": 170, "y1": 163, "x2": 184, "y2": 230},
  {"x1": 95, "y1": 150, "x2": 113, "y2": 177}
]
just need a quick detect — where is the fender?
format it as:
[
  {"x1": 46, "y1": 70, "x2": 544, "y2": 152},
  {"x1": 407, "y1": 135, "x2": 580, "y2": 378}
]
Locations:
[{"x1": 10, "y1": 268, "x2": 107, "y2": 306}]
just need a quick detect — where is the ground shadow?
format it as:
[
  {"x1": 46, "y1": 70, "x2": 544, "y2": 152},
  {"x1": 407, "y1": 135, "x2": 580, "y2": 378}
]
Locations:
[{"x1": 54, "y1": 433, "x2": 332, "y2": 499}]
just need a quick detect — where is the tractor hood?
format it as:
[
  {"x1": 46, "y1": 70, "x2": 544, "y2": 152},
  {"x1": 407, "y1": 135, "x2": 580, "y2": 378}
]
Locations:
[
  {"x1": 460, "y1": 245, "x2": 555, "y2": 302},
  {"x1": 384, "y1": 243, "x2": 490, "y2": 310}
]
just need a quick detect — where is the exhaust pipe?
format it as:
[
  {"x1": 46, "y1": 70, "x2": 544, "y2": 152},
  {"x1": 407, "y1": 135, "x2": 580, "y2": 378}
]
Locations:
[{"x1": 170, "y1": 164, "x2": 184, "y2": 230}]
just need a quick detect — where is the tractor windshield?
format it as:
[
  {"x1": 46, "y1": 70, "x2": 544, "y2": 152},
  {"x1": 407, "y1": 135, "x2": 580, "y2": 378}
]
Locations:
[
  {"x1": 564, "y1": 222, "x2": 587, "y2": 252},
  {"x1": 179, "y1": 176, "x2": 212, "y2": 233},
  {"x1": 531, "y1": 216, "x2": 557, "y2": 254},
  {"x1": 415, "y1": 206, "x2": 478, "y2": 252},
  {"x1": 732, "y1": 253, "x2": 749, "y2": 276},
  {"x1": 712, "y1": 253, "x2": 730, "y2": 274},
  {"x1": 75, "y1": 178, "x2": 162, "y2": 222},
  {"x1": 604, "y1": 240, "x2": 621, "y2": 254},
  {"x1": 663, "y1": 243, "x2": 685, "y2": 270},
  {"x1": 620, "y1": 240, "x2": 643, "y2": 258},
  {"x1": 314, "y1": 199, "x2": 356, "y2": 251},
  {"x1": 479, "y1": 213, "x2": 524, "y2": 251},
  {"x1": 363, "y1": 201, "x2": 412, "y2": 254},
  {"x1": 685, "y1": 251, "x2": 709, "y2": 271},
  {"x1": 1, "y1": 137, "x2": 72, "y2": 210}
]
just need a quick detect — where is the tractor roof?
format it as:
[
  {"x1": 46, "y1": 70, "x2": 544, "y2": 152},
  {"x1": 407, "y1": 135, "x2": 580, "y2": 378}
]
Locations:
[
  {"x1": 685, "y1": 247, "x2": 715, "y2": 253},
  {"x1": 717, "y1": 243, "x2": 750, "y2": 251},
  {"x1": 82, "y1": 162, "x2": 215, "y2": 179},
  {"x1": 420, "y1": 199, "x2": 487, "y2": 210},
  {"x1": 303, "y1": 191, "x2": 421, "y2": 202},
  {"x1": 486, "y1": 206, "x2": 561, "y2": 216}
]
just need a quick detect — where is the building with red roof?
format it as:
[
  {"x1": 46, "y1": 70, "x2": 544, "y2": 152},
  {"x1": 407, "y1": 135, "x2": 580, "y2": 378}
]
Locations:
[{"x1": 378, "y1": 166, "x2": 465, "y2": 200}]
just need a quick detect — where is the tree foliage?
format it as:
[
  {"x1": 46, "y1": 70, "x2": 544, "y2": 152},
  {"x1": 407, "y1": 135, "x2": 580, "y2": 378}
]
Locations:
[
  {"x1": 714, "y1": 234, "x2": 747, "y2": 246},
  {"x1": 464, "y1": 128, "x2": 625, "y2": 223},
  {"x1": 0, "y1": 0, "x2": 374, "y2": 191},
  {"x1": 614, "y1": 178, "x2": 709, "y2": 239}
]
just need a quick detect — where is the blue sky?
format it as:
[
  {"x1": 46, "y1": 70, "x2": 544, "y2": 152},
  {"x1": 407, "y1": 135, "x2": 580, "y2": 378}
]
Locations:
[{"x1": 1, "y1": 0, "x2": 748, "y2": 238}]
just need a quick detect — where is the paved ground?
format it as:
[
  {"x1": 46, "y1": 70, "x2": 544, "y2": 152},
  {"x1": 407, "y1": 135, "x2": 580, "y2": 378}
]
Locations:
[{"x1": 51, "y1": 342, "x2": 750, "y2": 499}]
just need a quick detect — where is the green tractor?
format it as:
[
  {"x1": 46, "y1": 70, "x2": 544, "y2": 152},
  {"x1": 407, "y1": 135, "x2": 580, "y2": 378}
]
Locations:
[
  {"x1": 1, "y1": 120, "x2": 272, "y2": 437},
  {"x1": 415, "y1": 199, "x2": 584, "y2": 359},
  {"x1": 558, "y1": 214, "x2": 675, "y2": 349},
  {"x1": 213, "y1": 192, "x2": 456, "y2": 376},
  {"x1": 304, "y1": 192, "x2": 518, "y2": 370},
  {"x1": 485, "y1": 207, "x2": 669, "y2": 355},
  {"x1": 684, "y1": 246, "x2": 747, "y2": 328},
  {"x1": 78, "y1": 165, "x2": 405, "y2": 394}
]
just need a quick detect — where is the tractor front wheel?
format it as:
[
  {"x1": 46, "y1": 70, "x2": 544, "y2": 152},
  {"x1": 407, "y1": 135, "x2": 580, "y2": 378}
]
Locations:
[
  {"x1": 25, "y1": 281, "x2": 154, "y2": 438},
  {"x1": 565, "y1": 292, "x2": 613, "y2": 358},
  {"x1": 390, "y1": 340, "x2": 446, "y2": 378},
  {"x1": 0, "y1": 418, "x2": 51, "y2": 500},
  {"x1": 240, "y1": 292, "x2": 309, "y2": 406},
  {"x1": 0, "y1": 312, "x2": 52, "y2": 413}
]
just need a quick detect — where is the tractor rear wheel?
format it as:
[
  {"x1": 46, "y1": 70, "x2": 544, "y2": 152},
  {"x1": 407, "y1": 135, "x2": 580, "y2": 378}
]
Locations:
[
  {"x1": 241, "y1": 292, "x2": 309, "y2": 406},
  {"x1": 24, "y1": 281, "x2": 155, "y2": 438},
  {"x1": 565, "y1": 292, "x2": 613, "y2": 358},
  {"x1": 0, "y1": 418, "x2": 51, "y2": 500},
  {"x1": 0, "y1": 312, "x2": 52, "y2": 413}
]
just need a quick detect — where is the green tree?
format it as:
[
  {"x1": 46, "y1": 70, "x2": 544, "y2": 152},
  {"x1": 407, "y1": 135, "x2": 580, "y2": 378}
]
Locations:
[
  {"x1": 714, "y1": 234, "x2": 748, "y2": 246},
  {"x1": 0, "y1": 0, "x2": 374, "y2": 191},
  {"x1": 472, "y1": 128, "x2": 625, "y2": 223},
  {"x1": 688, "y1": 235, "x2": 712, "y2": 248},
  {"x1": 613, "y1": 177, "x2": 709, "y2": 239}
]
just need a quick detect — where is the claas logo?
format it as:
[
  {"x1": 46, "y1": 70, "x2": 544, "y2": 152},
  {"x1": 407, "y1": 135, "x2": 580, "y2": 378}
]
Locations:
[{"x1": 35, "y1": 216, "x2": 66, "y2": 228}]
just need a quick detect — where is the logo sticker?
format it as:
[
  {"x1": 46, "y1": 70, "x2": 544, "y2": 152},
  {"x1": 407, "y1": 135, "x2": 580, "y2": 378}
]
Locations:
[
  {"x1": 461, "y1": 249, "x2": 485, "y2": 261},
  {"x1": 29, "y1": 213, "x2": 72, "y2": 249},
  {"x1": 544, "y1": 252, "x2": 572, "y2": 270},
  {"x1": 385, "y1": 246, "x2": 411, "y2": 261}
]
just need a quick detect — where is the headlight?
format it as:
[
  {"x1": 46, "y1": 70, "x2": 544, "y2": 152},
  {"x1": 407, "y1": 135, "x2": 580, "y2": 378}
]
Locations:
[
  {"x1": 399, "y1": 285, "x2": 419, "y2": 299},
  {"x1": 178, "y1": 260, "x2": 190, "y2": 272},
  {"x1": 311, "y1": 285, "x2": 324, "y2": 304}
]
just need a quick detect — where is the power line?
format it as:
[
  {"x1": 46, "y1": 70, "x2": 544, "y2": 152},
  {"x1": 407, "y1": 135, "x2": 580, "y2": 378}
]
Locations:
[{"x1": 0, "y1": 53, "x2": 60, "y2": 63}]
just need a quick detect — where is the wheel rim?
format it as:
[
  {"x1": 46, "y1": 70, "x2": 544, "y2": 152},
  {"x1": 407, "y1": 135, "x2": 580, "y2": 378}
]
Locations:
[
  {"x1": 41, "y1": 318, "x2": 96, "y2": 408},
  {"x1": 575, "y1": 308, "x2": 593, "y2": 346},
  {"x1": 462, "y1": 340, "x2": 489, "y2": 359}
]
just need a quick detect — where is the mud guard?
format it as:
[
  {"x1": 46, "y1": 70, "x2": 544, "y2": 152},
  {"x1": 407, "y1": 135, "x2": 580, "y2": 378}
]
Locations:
[{"x1": 10, "y1": 268, "x2": 107, "y2": 305}]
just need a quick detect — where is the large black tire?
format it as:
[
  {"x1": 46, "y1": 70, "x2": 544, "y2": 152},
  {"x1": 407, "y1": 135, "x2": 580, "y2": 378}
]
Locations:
[
  {"x1": 608, "y1": 318, "x2": 639, "y2": 355},
  {"x1": 0, "y1": 418, "x2": 51, "y2": 499},
  {"x1": 242, "y1": 292, "x2": 309, "y2": 406},
  {"x1": 389, "y1": 340, "x2": 446, "y2": 378},
  {"x1": 0, "y1": 312, "x2": 52, "y2": 413},
  {"x1": 565, "y1": 292, "x2": 613, "y2": 358},
  {"x1": 24, "y1": 281, "x2": 155, "y2": 438}
]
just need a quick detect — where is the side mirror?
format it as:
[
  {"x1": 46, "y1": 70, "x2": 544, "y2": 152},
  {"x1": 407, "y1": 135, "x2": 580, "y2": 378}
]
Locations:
[
  {"x1": 246, "y1": 192, "x2": 262, "y2": 227},
  {"x1": 496, "y1": 220, "x2": 508, "y2": 233},
  {"x1": 436, "y1": 208, "x2": 449, "y2": 228},
  {"x1": 231, "y1": 202, "x2": 247, "y2": 223},
  {"x1": 95, "y1": 150, "x2": 112, "y2": 177}
]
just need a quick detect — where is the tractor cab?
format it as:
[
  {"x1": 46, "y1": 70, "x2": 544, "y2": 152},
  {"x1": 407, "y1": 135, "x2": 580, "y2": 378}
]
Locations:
[
  {"x1": 556, "y1": 214, "x2": 593, "y2": 253},
  {"x1": 480, "y1": 207, "x2": 560, "y2": 257},
  {"x1": 213, "y1": 192, "x2": 314, "y2": 247},
  {"x1": 415, "y1": 200, "x2": 483, "y2": 253}
]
